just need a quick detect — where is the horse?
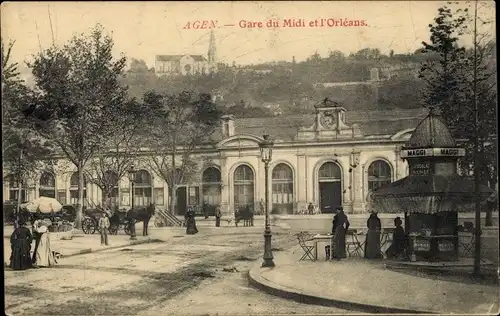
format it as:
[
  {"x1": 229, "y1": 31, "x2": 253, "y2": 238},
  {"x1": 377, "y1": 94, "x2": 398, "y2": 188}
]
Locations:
[
  {"x1": 126, "y1": 203, "x2": 155, "y2": 236},
  {"x1": 235, "y1": 205, "x2": 254, "y2": 227}
]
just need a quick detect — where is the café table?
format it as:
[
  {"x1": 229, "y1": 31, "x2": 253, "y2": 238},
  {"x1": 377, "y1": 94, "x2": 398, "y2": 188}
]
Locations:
[{"x1": 312, "y1": 233, "x2": 334, "y2": 260}]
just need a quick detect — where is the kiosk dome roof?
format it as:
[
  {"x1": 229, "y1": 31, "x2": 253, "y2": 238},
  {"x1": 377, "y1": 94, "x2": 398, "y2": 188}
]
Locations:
[{"x1": 406, "y1": 107, "x2": 456, "y2": 148}]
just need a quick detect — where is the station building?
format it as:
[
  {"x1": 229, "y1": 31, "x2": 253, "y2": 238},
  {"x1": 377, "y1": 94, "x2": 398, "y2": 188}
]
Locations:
[{"x1": 3, "y1": 99, "x2": 428, "y2": 216}]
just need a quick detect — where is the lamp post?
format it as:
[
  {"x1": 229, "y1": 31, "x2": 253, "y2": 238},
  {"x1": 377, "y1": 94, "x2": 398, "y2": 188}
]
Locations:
[
  {"x1": 127, "y1": 165, "x2": 137, "y2": 240},
  {"x1": 259, "y1": 134, "x2": 275, "y2": 268}
]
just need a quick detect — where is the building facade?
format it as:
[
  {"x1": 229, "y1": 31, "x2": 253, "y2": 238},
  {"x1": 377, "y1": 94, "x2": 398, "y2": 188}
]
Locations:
[
  {"x1": 3, "y1": 100, "x2": 428, "y2": 216},
  {"x1": 155, "y1": 30, "x2": 218, "y2": 77}
]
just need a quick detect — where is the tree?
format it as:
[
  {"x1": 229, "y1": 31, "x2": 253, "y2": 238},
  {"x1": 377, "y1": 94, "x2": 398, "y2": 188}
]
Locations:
[
  {"x1": 142, "y1": 90, "x2": 222, "y2": 215},
  {"x1": 419, "y1": 6, "x2": 468, "y2": 116},
  {"x1": 25, "y1": 24, "x2": 128, "y2": 228},
  {"x1": 419, "y1": 4, "x2": 497, "y2": 229},
  {"x1": 83, "y1": 98, "x2": 145, "y2": 208},
  {"x1": 2, "y1": 38, "x2": 51, "y2": 226}
]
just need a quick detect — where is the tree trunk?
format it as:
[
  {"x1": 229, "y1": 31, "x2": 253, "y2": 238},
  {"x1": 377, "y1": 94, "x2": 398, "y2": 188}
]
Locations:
[
  {"x1": 75, "y1": 164, "x2": 84, "y2": 229},
  {"x1": 16, "y1": 182, "x2": 23, "y2": 229},
  {"x1": 15, "y1": 148, "x2": 24, "y2": 229},
  {"x1": 170, "y1": 184, "x2": 177, "y2": 215}
]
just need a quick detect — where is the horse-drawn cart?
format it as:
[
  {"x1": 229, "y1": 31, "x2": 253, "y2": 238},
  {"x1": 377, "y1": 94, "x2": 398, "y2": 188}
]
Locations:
[{"x1": 81, "y1": 208, "x2": 131, "y2": 235}]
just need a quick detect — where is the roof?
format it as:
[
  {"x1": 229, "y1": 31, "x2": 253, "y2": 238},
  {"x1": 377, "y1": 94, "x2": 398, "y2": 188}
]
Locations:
[
  {"x1": 156, "y1": 55, "x2": 207, "y2": 62},
  {"x1": 405, "y1": 108, "x2": 456, "y2": 148},
  {"x1": 213, "y1": 108, "x2": 427, "y2": 142}
]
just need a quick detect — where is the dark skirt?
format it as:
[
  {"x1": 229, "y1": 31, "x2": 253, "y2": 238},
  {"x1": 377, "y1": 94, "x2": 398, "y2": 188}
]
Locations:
[
  {"x1": 333, "y1": 228, "x2": 347, "y2": 258},
  {"x1": 186, "y1": 217, "x2": 198, "y2": 235},
  {"x1": 215, "y1": 217, "x2": 221, "y2": 227},
  {"x1": 10, "y1": 240, "x2": 32, "y2": 270},
  {"x1": 364, "y1": 230, "x2": 382, "y2": 259}
]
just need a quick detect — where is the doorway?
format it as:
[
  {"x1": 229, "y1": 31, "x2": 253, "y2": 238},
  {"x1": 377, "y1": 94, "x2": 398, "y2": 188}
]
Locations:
[
  {"x1": 319, "y1": 182, "x2": 342, "y2": 213},
  {"x1": 176, "y1": 187, "x2": 187, "y2": 216}
]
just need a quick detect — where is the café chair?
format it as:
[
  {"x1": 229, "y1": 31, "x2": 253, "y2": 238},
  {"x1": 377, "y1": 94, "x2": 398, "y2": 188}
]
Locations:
[{"x1": 296, "y1": 231, "x2": 316, "y2": 261}]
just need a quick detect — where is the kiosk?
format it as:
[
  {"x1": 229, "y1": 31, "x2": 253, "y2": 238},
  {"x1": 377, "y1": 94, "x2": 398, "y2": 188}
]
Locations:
[{"x1": 370, "y1": 108, "x2": 493, "y2": 261}]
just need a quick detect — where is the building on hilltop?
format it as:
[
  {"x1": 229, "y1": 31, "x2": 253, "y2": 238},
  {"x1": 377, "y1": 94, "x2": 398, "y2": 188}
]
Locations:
[
  {"x1": 3, "y1": 99, "x2": 431, "y2": 217},
  {"x1": 155, "y1": 30, "x2": 218, "y2": 77}
]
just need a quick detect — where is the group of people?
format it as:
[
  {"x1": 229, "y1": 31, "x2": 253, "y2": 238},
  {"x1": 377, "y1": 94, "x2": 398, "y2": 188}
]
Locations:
[
  {"x1": 9, "y1": 217, "x2": 57, "y2": 271},
  {"x1": 184, "y1": 205, "x2": 224, "y2": 234},
  {"x1": 327, "y1": 207, "x2": 409, "y2": 260}
]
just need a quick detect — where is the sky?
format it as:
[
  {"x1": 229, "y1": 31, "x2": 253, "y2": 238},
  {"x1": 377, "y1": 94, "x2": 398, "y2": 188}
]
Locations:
[{"x1": 1, "y1": 1, "x2": 496, "y2": 69}]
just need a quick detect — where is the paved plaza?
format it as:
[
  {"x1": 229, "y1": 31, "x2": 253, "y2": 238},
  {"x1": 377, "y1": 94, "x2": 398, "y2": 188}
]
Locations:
[
  {"x1": 3, "y1": 215, "x2": 499, "y2": 315},
  {"x1": 249, "y1": 245, "x2": 500, "y2": 314}
]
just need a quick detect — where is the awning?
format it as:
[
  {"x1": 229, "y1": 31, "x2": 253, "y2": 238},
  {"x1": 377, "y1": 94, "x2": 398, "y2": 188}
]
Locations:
[{"x1": 368, "y1": 175, "x2": 493, "y2": 214}]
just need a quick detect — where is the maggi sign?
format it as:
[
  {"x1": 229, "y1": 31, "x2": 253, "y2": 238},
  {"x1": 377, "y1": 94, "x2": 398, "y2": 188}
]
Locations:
[{"x1": 401, "y1": 148, "x2": 465, "y2": 158}]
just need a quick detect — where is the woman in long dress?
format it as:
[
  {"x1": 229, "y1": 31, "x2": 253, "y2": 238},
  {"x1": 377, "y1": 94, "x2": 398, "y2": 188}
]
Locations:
[
  {"x1": 186, "y1": 207, "x2": 199, "y2": 235},
  {"x1": 9, "y1": 220, "x2": 33, "y2": 270},
  {"x1": 331, "y1": 207, "x2": 349, "y2": 260},
  {"x1": 35, "y1": 221, "x2": 57, "y2": 267},
  {"x1": 364, "y1": 211, "x2": 382, "y2": 259}
]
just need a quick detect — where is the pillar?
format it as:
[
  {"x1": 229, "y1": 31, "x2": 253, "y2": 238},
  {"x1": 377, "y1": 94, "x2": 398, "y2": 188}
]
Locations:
[
  {"x1": 395, "y1": 146, "x2": 402, "y2": 180},
  {"x1": 219, "y1": 155, "x2": 230, "y2": 216},
  {"x1": 296, "y1": 154, "x2": 307, "y2": 211},
  {"x1": 350, "y1": 151, "x2": 363, "y2": 213}
]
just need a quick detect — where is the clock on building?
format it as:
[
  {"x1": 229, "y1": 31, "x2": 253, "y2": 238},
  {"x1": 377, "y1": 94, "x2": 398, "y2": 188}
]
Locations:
[
  {"x1": 184, "y1": 64, "x2": 192, "y2": 72},
  {"x1": 320, "y1": 112, "x2": 335, "y2": 128}
]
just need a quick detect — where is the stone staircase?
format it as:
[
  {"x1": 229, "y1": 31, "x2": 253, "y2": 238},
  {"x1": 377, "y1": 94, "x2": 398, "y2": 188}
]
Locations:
[{"x1": 154, "y1": 208, "x2": 184, "y2": 227}]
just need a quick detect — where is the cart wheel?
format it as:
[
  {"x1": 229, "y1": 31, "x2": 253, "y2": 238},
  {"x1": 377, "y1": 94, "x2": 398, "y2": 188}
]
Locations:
[
  {"x1": 82, "y1": 218, "x2": 95, "y2": 234},
  {"x1": 109, "y1": 225, "x2": 118, "y2": 235},
  {"x1": 124, "y1": 225, "x2": 131, "y2": 236}
]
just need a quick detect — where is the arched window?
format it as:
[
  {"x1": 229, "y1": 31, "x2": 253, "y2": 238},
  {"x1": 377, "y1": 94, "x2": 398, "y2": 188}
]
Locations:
[
  {"x1": 7, "y1": 174, "x2": 27, "y2": 202},
  {"x1": 319, "y1": 162, "x2": 341, "y2": 181},
  {"x1": 234, "y1": 165, "x2": 254, "y2": 210},
  {"x1": 104, "y1": 170, "x2": 119, "y2": 207},
  {"x1": 39, "y1": 172, "x2": 56, "y2": 198},
  {"x1": 70, "y1": 172, "x2": 87, "y2": 206},
  {"x1": 367, "y1": 160, "x2": 392, "y2": 191},
  {"x1": 272, "y1": 164, "x2": 294, "y2": 214},
  {"x1": 202, "y1": 167, "x2": 221, "y2": 216},
  {"x1": 318, "y1": 162, "x2": 342, "y2": 213},
  {"x1": 133, "y1": 169, "x2": 152, "y2": 206},
  {"x1": 202, "y1": 167, "x2": 221, "y2": 205}
]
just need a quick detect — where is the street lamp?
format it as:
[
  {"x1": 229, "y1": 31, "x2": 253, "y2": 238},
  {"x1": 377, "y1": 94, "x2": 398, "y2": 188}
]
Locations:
[
  {"x1": 127, "y1": 165, "x2": 137, "y2": 240},
  {"x1": 259, "y1": 134, "x2": 275, "y2": 268}
]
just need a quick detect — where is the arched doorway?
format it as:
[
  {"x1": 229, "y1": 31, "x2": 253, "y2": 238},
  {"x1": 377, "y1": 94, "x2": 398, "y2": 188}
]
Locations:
[
  {"x1": 133, "y1": 170, "x2": 152, "y2": 207},
  {"x1": 367, "y1": 160, "x2": 392, "y2": 191},
  {"x1": 318, "y1": 162, "x2": 342, "y2": 214},
  {"x1": 202, "y1": 167, "x2": 221, "y2": 216},
  {"x1": 104, "y1": 170, "x2": 119, "y2": 207},
  {"x1": 70, "y1": 172, "x2": 87, "y2": 207},
  {"x1": 39, "y1": 172, "x2": 56, "y2": 198},
  {"x1": 234, "y1": 165, "x2": 254, "y2": 212},
  {"x1": 272, "y1": 163, "x2": 294, "y2": 214}
]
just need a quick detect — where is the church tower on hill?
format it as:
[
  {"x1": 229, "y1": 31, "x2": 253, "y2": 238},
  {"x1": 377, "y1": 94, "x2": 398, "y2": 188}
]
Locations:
[{"x1": 207, "y1": 30, "x2": 218, "y2": 72}]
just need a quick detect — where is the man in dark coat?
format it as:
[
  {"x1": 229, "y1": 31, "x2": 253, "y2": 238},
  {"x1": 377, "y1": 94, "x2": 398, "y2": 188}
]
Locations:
[
  {"x1": 331, "y1": 207, "x2": 349, "y2": 259},
  {"x1": 215, "y1": 206, "x2": 222, "y2": 227}
]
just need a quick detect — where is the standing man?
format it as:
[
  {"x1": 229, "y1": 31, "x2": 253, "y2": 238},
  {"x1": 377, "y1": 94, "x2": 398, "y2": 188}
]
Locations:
[
  {"x1": 307, "y1": 202, "x2": 315, "y2": 215},
  {"x1": 98, "y1": 212, "x2": 110, "y2": 246},
  {"x1": 215, "y1": 206, "x2": 222, "y2": 227}
]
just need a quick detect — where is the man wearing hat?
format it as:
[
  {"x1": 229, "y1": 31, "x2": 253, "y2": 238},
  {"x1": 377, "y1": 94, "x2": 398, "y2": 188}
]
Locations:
[{"x1": 98, "y1": 211, "x2": 110, "y2": 246}]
